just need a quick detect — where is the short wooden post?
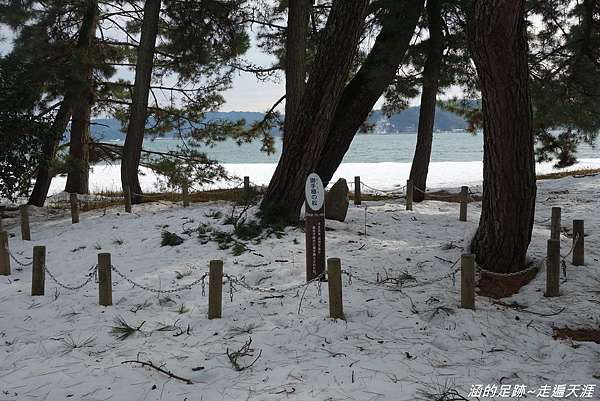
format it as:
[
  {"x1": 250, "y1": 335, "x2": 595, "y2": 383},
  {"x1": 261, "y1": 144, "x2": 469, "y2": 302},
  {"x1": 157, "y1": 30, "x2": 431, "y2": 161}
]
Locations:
[
  {"x1": 460, "y1": 254, "x2": 475, "y2": 309},
  {"x1": 550, "y1": 207, "x2": 561, "y2": 240},
  {"x1": 243, "y1": 176, "x2": 250, "y2": 192},
  {"x1": 327, "y1": 258, "x2": 344, "y2": 319},
  {"x1": 70, "y1": 193, "x2": 80, "y2": 224},
  {"x1": 182, "y1": 183, "x2": 190, "y2": 208},
  {"x1": 124, "y1": 186, "x2": 132, "y2": 213},
  {"x1": 0, "y1": 216, "x2": 3, "y2": 231},
  {"x1": 31, "y1": 246, "x2": 45, "y2": 296},
  {"x1": 208, "y1": 260, "x2": 223, "y2": 319},
  {"x1": 354, "y1": 176, "x2": 361, "y2": 205},
  {"x1": 20, "y1": 205, "x2": 31, "y2": 240},
  {"x1": 573, "y1": 219, "x2": 584, "y2": 266},
  {"x1": 98, "y1": 253, "x2": 112, "y2": 306},
  {"x1": 459, "y1": 186, "x2": 468, "y2": 222},
  {"x1": 0, "y1": 231, "x2": 10, "y2": 276},
  {"x1": 406, "y1": 180, "x2": 413, "y2": 211},
  {"x1": 545, "y1": 239, "x2": 560, "y2": 297}
]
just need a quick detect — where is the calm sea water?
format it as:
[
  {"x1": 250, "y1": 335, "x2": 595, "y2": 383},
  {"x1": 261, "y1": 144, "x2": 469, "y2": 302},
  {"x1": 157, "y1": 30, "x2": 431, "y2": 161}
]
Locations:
[{"x1": 107, "y1": 132, "x2": 598, "y2": 164}]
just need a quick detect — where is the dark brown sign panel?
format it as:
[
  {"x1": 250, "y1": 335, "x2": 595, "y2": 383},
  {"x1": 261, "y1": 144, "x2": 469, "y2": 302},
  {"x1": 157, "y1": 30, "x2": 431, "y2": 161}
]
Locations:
[{"x1": 305, "y1": 173, "x2": 326, "y2": 281}]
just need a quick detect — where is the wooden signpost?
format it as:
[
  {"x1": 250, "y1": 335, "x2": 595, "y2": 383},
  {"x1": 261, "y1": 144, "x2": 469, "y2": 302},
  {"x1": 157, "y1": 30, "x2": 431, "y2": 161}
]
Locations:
[{"x1": 305, "y1": 173, "x2": 326, "y2": 281}]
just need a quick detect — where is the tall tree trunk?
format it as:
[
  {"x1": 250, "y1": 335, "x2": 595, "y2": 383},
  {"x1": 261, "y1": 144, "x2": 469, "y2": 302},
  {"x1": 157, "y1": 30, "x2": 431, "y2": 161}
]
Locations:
[
  {"x1": 121, "y1": 0, "x2": 161, "y2": 204},
  {"x1": 283, "y1": 0, "x2": 310, "y2": 150},
  {"x1": 28, "y1": 102, "x2": 72, "y2": 206},
  {"x1": 315, "y1": 0, "x2": 425, "y2": 185},
  {"x1": 409, "y1": 0, "x2": 444, "y2": 202},
  {"x1": 261, "y1": 0, "x2": 370, "y2": 223},
  {"x1": 65, "y1": 0, "x2": 98, "y2": 194},
  {"x1": 470, "y1": 0, "x2": 536, "y2": 273}
]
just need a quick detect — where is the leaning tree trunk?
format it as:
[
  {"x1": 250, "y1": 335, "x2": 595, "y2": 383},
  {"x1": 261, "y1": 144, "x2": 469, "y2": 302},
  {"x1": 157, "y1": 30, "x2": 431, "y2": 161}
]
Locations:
[
  {"x1": 470, "y1": 0, "x2": 536, "y2": 274},
  {"x1": 28, "y1": 103, "x2": 72, "y2": 206},
  {"x1": 121, "y1": 0, "x2": 161, "y2": 204},
  {"x1": 283, "y1": 0, "x2": 310, "y2": 150},
  {"x1": 261, "y1": 0, "x2": 370, "y2": 224},
  {"x1": 65, "y1": 0, "x2": 98, "y2": 194},
  {"x1": 315, "y1": 0, "x2": 425, "y2": 186},
  {"x1": 409, "y1": 0, "x2": 444, "y2": 202}
]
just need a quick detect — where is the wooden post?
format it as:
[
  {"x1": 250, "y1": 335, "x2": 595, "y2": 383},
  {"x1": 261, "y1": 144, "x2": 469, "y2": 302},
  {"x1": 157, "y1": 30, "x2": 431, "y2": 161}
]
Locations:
[
  {"x1": 573, "y1": 219, "x2": 584, "y2": 266},
  {"x1": 545, "y1": 239, "x2": 560, "y2": 297},
  {"x1": 243, "y1": 176, "x2": 250, "y2": 192},
  {"x1": 20, "y1": 205, "x2": 31, "y2": 241},
  {"x1": 550, "y1": 207, "x2": 561, "y2": 240},
  {"x1": 327, "y1": 258, "x2": 344, "y2": 319},
  {"x1": 98, "y1": 253, "x2": 112, "y2": 306},
  {"x1": 460, "y1": 254, "x2": 475, "y2": 309},
  {"x1": 124, "y1": 187, "x2": 132, "y2": 213},
  {"x1": 354, "y1": 176, "x2": 361, "y2": 205},
  {"x1": 208, "y1": 260, "x2": 223, "y2": 319},
  {"x1": 31, "y1": 246, "x2": 45, "y2": 296},
  {"x1": 406, "y1": 180, "x2": 413, "y2": 211},
  {"x1": 0, "y1": 231, "x2": 10, "y2": 276},
  {"x1": 459, "y1": 186, "x2": 468, "y2": 222},
  {"x1": 70, "y1": 193, "x2": 80, "y2": 224},
  {"x1": 182, "y1": 184, "x2": 190, "y2": 208}
]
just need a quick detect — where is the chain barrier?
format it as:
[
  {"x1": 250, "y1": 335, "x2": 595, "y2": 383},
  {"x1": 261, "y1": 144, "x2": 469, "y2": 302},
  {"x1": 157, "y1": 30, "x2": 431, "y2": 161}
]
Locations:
[
  {"x1": 341, "y1": 266, "x2": 459, "y2": 290},
  {"x1": 8, "y1": 250, "x2": 33, "y2": 267},
  {"x1": 475, "y1": 258, "x2": 543, "y2": 278},
  {"x1": 110, "y1": 264, "x2": 208, "y2": 294},
  {"x1": 44, "y1": 264, "x2": 97, "y2": 290},
  {"x1": 224, "y1": 272, "x2": 325, "y2": 296},
  {"x1": 360, "y1": 181, "x2": 406, "y2": 194}
]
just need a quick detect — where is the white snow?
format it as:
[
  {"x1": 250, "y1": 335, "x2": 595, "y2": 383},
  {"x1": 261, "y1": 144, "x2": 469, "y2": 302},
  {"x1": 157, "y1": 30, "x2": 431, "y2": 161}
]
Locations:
[
  {"x1": 0, "y1": 175, "x2": 598, "y2": 400},
  {"x1": 46, "y1": 158, "x2": 600, "y2": 195}
]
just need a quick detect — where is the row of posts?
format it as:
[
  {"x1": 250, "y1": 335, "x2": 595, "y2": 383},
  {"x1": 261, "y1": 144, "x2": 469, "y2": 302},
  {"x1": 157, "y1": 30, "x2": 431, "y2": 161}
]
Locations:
[
  {"x1": 460, "y1": 211, "x2": 585, "y2": 309},
  {"x1": 122, "y1": 176, "x2": 252, "y2": 213},
  {"x1": 0, "y1": 243, "x2": 346, "y2": 320},
  {"x1": 353, "y1": 177, "x2": 470, "y2": 221}
]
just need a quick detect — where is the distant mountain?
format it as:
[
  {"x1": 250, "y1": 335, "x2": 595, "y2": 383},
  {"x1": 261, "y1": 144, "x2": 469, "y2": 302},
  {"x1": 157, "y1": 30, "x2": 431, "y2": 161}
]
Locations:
[
  {"x1": 87, "y1": 107, "x2": 467, "y2": 141},
  {"x1": 369, "y1": 107, "x2": 468, "y2": 133}
]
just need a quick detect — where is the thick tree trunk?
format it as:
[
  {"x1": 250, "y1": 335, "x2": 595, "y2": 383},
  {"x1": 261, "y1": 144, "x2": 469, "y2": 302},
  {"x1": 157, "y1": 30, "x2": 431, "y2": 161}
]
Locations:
[
  {"x1": 283, "y1": 0, "x2": 310, "y2": 150},
  {"x1": 121, "y1": 0, "x2": 161, "y2": 204},
  {"x1": 315, "y1": 0, "x2": 425, "y2": 186},
  {"x1": 28, "y1": 103, "x2": 72, "y2": 206},
  {"x1": 409, "y1": 0, "x2": 444, "y2": 202},
  {"x1": 470, "y1": 0, "x2": 536, "y2": 273},
  {"x1": 261, "y1": 0, "x2": 370, "y2": 223},
  {"x1": 65, "y1": 101, "x2": 92, "y2": 193},
  {"x1": 65, "y1": 0, "x2": 98, "y2": 194}
]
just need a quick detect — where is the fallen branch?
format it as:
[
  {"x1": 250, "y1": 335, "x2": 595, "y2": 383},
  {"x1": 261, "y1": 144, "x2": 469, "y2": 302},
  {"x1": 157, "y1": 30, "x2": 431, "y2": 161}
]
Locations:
[{"x1": 121, "y1": 360, "x2": 193, "y2": 384}]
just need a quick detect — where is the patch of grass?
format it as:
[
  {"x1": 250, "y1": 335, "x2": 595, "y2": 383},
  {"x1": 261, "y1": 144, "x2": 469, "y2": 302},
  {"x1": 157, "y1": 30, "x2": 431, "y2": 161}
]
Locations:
[
  {"x1": 232, "y1": 242, "x2": 247, "y2": 256},
  {"x1": 161, "y1": 230, "x2": 185, "y2": 247},
  {"x1": 111, "y1": 316, "x2": 145, "y2": 340},
  {"x1": 59, "y1": 334, "x2": 95, "y2": 355},
  {"x1": 234, "y1": 220, "x2": 263, "y2": 241},
  {"x1": 205, "y1": 210, "x2": 223, "y2": 219}
]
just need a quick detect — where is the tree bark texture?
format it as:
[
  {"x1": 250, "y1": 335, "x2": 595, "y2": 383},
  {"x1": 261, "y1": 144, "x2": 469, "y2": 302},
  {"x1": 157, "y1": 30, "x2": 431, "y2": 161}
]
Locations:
[
  {"x1": 470, "y1": 0, "x2": 537, "y2": 273},
  {"x1": 283, "y1": 0, "x2": 310, "y2": 150},
  {"x1": 409, "y1": 0, "x2": 444, "y2": 202},
  {"x1": 261, "y1": 0, "x2": 370, "y2": 223},
  {"x1": 315, "y1": 0, "x2": 425, "y2": 186},
  {"x1": 28, "y1": 102, "x2": 72, "y2": 206},
  {"x1": 65, "y1": 0, "x2": 99, "y2": 194},
  {"x1": 121, "y1": 0, "x2": 161, "y2": 204}
]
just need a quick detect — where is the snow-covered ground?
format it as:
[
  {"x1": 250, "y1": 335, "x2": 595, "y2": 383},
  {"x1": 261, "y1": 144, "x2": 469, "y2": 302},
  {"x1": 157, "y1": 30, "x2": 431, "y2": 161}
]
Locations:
[
  {"x1": 47, "y1": 158, "x2": 600, "y2": 195},
  {"x1": 0, "y1": 175, "x2": 598, "y2": 400}
]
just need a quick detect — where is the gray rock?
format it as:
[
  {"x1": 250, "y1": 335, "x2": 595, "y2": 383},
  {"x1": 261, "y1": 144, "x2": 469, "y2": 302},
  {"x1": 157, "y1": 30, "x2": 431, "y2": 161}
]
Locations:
[{"x1": 325, "y1": 178, "x2": 349, "y2": 222}]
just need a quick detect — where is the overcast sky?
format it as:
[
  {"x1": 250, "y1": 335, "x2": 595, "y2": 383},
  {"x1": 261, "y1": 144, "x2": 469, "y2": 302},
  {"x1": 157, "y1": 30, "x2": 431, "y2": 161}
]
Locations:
[{"x1": 0, "y1": 24, "x2": 458, "y2": 113}]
